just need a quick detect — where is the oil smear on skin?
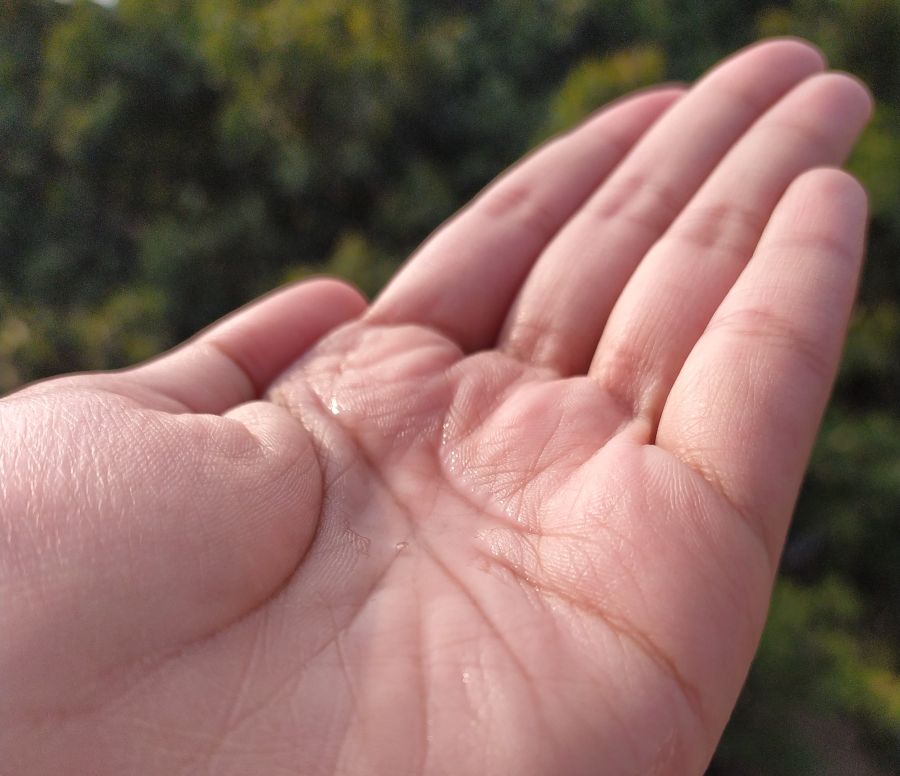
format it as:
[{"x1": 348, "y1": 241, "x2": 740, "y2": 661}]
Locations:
[{"x1": 440, "y1": 417, "x2": 463, "y2": 474}]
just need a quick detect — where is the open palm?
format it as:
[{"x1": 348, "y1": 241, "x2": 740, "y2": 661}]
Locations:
[{"x1": 1, "y1": 40, "x2": 872, "y2": 775}]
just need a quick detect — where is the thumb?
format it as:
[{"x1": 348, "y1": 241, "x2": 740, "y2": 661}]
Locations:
[
  {"x1": 10, "y1": 276, "x2": 367, "y2": 413},
  {"x1": 0, "y1": 280, "x2": 362, "y2": 717},
  {"x1": 128, "y1": 276, "x2": 367, "y2": 412}
]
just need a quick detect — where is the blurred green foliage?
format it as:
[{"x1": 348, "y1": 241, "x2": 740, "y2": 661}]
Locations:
[{"x1": 2, "y1": 1, "x2": 900, "y2": 772}]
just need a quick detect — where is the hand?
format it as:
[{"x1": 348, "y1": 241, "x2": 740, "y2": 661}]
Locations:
[{"x1": 1, "y1": 39, "x2": 872, "y2": 775}]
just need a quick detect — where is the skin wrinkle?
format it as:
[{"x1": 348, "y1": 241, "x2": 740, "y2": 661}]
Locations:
[
  {"x1": 648, "y1": 450, "x2": 766, "y2": 641},
  {"x1": 201, "y1": 336, "x2": 266, "y2": 402},
  {"x1": 112, "y1": 716, "x2": 221, "y2": 776},
  {"x1": 357, "y1": 319, "x2": 466, "y2": 362},
  {"x1": 764, "y1": 115, "x2": 846, "y2": 161},
  {"x1": 460, "y1": 540, "x2": 641, "y2": 774},
  {"x1": 194, "y1": 607, "x2": 358, "y2": 767},
  {"x1": 413, "y1": 563, "x2": 430, "y2": 776},
  {"x1": 11, "y1": 398, "x2": 156, "y2": 601},
  {"x1": 479, "y1": 181, "x2": 574, "y2": 247},
  {"x1": 438, "y1": 407, "x2": 582, "y2": 538},
  {"x1": 502, "y1": 319, "x2": 574, "y2": 372},
  {"x1": 330, "y1": 611, "x2": 363, "y2": 775},
  {"x1": 587, "y1": 172, "x2": 685, "y2": 236},
  {"x1": 443, "y1": 353, "x2": 536, "y2": 439},
  {"x1": 216, "y1": 614, "x2": 268, "y2": 743},
  {"x1": 665, "y1": 200, "x2": 769, "y2": 256},
  {"x1": 476, "y1": 450, "x2": 707, "y2": 715},
  {"x1": 593, "y1": 339, "x2": 663, "y2": 424},
  {"x1": 445, "y1": 367, "x2": 646, "y2": 522},
  {"x1": 16, "y1": 398, "x2": 178, "y2": 576},
  {"x1": 284, "y1": 469, "x2": 473, "y2": 774},
  {"x1": 669, "y1": 448, "x2": 778, "y2": 578},
  {"x1": 434, "y1": 430, "x2": 641, "y2": 773},
  {"x1": 103, "y1": 548, "x2": 398, "y2": 776},
  {"x1": 643, "y1": 718, "x2": 687, "y2": 776},
  {"x1": 709, "y1": 305, "x2": 839, "y2": 386},
  {"x1": 758, "y1": 230, "x2": 858, "y2": 259},
  {"x1": 481, "y1": 541, "x2": 706, "y2": 731},
  {"x1": 418, "y1": 541, "x2": 561, "y2": 772},
  {"x1": 502, "y1": 398, "x2": 568, "y2": 523},
  {"x1": 422, "y1": 543, "x2": 536, "y2": 688}
]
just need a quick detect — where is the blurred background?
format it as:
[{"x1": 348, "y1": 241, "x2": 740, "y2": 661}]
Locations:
[{"x1": 2, "y1": 0, "x2": 899, "y2": 772}]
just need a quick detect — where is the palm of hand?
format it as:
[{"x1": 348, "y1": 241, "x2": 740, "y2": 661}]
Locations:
[
  {"x1": 1, "y1": 40, "x2": 872, "y2": 776},
  {"x1": 251, "y1": 320, "x2": 750, "y2": 775}
]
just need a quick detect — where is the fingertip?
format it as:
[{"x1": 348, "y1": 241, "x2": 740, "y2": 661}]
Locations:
[
  {"x1": 807, "y1": 71, "x2": 876, "y2": 125},
  {"x1": 252, "y1": 276, "x2": 367, "y2": 337},
  {"x1": 562, "y1": 84, "x2": 687, "y2": 142},
  {"x1": 742, "y1": 36, "x2": 828, "y2": 71},
  {"x1": 840, "y1": 69, "x2": 876, "y2": 109},
  {"x1": 788, "y1": 166, "x2": 868, "y2": 219},
  {"x1": 612, "y1": 83, "x2": 689, "y2": 106},
  {"x1": 295, "y1": 275, "x2": 369, "y2": 315},
  {"x1": 699, "y1": 38, "x2": 827, "y2": 96}
]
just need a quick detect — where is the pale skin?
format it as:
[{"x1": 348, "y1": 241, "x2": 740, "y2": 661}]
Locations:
[{"x1": 0, "y1": 39, "x2": 874, "y2": 774}]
